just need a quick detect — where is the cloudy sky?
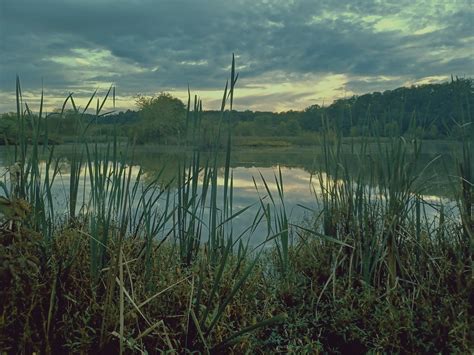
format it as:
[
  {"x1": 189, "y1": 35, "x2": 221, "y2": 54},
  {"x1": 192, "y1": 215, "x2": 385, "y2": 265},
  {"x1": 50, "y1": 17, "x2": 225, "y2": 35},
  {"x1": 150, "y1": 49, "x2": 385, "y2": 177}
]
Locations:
[{"x1": 0, "y1": 0, "x2": 472, "y2": 113}]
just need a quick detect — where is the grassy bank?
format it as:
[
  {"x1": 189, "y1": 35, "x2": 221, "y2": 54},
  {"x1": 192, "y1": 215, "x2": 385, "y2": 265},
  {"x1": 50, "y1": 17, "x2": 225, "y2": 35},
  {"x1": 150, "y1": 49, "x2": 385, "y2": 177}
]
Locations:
[
  {"x1": 2, "y1": 217, "x2": 472, "y2": 353},
  {"x1": 1, "y1": 62, "x2": 473, "y2": 353}
]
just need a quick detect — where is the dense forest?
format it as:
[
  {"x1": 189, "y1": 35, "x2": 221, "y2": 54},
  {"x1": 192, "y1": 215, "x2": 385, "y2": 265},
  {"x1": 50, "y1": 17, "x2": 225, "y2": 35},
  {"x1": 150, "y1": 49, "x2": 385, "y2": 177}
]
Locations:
[{"x1": 1, "y1": 77, "x2": 472, "y2": 145}]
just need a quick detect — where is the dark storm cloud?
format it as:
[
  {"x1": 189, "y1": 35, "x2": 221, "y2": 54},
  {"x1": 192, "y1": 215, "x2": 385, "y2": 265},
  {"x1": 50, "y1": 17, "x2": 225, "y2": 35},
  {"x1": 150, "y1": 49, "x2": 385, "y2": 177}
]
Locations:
[{"x1": 0, "y1": 0, "x2": 472, "y2": 110}]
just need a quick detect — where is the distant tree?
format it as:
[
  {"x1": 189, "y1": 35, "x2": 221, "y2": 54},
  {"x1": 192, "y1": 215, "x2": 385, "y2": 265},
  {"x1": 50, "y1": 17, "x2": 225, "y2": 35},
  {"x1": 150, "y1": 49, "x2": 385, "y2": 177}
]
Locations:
[
  {"x1": 299, "y1": 104, "x2": 322, "y2": 131},
  {"x1": 135, "y1": 93, "x2": 186, "y2": 142}
]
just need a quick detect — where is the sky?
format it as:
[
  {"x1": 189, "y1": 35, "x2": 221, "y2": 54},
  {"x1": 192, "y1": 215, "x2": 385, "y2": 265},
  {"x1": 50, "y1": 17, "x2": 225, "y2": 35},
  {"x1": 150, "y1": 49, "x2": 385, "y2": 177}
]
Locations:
[{"x1": 0, "y1": 0, "x2": 473, "y2": 113}]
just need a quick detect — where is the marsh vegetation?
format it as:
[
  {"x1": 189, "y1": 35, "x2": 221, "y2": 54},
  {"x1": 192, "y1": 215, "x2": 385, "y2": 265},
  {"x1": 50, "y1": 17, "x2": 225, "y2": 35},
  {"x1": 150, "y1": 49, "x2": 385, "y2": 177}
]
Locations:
[{"x1": 0, "y1": 59, "x2": 472, "y2": 353}]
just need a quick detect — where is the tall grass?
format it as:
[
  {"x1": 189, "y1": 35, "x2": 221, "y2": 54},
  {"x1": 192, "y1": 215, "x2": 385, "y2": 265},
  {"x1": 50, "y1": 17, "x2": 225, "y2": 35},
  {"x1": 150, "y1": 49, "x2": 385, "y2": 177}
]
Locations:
[{"x1": 314, "y1": 111, "x2": 470, "y2": 290}]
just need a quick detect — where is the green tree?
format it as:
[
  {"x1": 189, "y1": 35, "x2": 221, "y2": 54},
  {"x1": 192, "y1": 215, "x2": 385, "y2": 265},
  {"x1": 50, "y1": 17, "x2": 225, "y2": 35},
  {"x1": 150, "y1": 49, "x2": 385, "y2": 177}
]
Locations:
[
  {"x1": 280, "y1": 119, "x2": 301, "y2": 136},
  {"x1": 136, "y1": 93, "x2": 186, "y2": 142},
  {"x1": 299, "y1": 104, "x2": 322, "y2": 132}
]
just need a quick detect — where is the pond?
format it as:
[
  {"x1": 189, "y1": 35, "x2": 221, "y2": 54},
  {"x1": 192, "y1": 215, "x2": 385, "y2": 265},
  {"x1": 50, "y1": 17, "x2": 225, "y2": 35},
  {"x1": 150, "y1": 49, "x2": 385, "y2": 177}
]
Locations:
[{"x1": 0, "y1": 141, "x2": 463, "y2": 245}]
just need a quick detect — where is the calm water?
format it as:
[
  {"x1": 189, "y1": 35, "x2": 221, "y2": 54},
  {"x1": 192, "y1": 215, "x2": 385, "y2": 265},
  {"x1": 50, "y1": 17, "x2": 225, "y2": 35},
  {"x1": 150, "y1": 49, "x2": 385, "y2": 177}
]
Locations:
[{"x1": 0, "y1": 142, "x2": 462, "y2": 244}]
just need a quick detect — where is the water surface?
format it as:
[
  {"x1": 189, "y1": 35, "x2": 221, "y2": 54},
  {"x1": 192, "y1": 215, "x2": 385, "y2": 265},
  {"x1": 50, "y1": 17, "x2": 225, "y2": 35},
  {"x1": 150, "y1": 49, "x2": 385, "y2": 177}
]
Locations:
[{"x1": 0, "y1": 142, "x2": 462, "y2": 244}]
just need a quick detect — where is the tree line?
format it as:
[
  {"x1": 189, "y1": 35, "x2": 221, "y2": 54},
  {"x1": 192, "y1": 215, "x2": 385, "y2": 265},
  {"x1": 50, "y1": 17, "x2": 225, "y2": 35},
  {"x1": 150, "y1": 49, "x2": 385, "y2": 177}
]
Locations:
[
  {"x1": 1, "y1": 77, "x2": 472, "y2": 145},
  {"x1": 115, "y1": 77, "x2": 474, "y2": 142}
]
